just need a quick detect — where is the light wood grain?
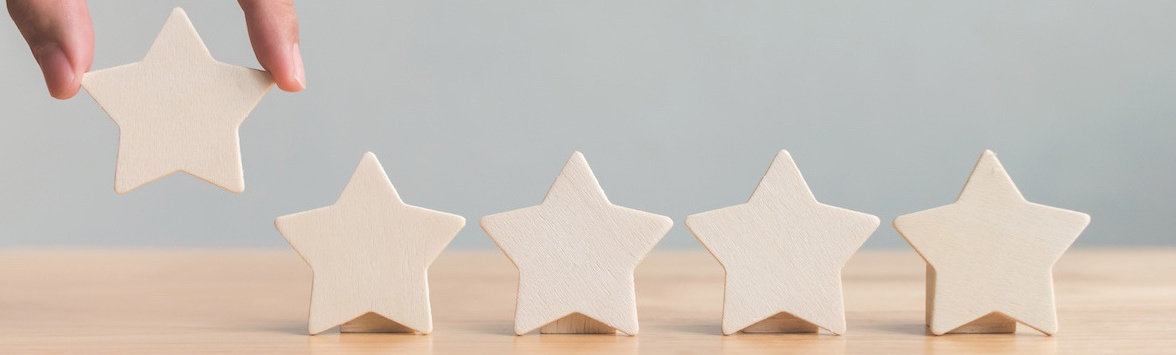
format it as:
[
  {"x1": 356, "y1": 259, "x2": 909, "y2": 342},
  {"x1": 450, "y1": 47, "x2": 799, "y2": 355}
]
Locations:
[
  {"x1": 894, "y1": 150, "x2": 1091, "y2": 335},
  {"x1": 686, "y1": 150, "x2": 880, "y2": 335},
  {"x1": 480, "y1": 152, "x2": 674, "y2": 335},
  {"x1": 275, "y1": 152, "x2": 465, "y2": 335},
  {"x1": 0, "y1": 249, "x2": 1172, "y2": 354},
  {"x1": 80, "y1": 8, "x2": 274, "y2": 194}
]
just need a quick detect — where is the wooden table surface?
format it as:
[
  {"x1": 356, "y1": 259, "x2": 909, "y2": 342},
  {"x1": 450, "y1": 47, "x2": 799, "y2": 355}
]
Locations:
[{"x1": 0, "y1": 248, "x2": 1172, "y2": 354}]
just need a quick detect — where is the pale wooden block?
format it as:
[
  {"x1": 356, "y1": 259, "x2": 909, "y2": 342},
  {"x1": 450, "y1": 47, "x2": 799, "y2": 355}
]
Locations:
[
  {"x1": 80, "y1": 8, "x2": 274, "y2": 194},
  {"x1": 480, "y1": 152, "x2": 674, "y2": 335},
  {"x1": 739, "y1": 313, "x2": 820, "y2": 334},
  {"x1": 275, "y1": 152, "x2": 465, "y2": 335},
  {"x1": 685, "y1": 150, "x2": 879, "y2": 335},
  {"x1": 338, "y1": 313, "x2": 416, "y2": 333},
  {"x1": 943, "y1": 312, "x2": 1018, "y2": 334},
  {"x1": 894, "y1": 150, "x2": 1091, "y2": 335},
  {"x1": 540, "y1": 313, "x2": 616, "y2": 334}
]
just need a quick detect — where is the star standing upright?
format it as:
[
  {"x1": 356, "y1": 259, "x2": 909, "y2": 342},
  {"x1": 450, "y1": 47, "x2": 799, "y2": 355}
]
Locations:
[
  {"x1": 481, "y1": 152, "x2": 673, "y2": 335},
  {"x1": 275, "y1": 152, "x2": 465, "y2": 335},
  {"x1": 686, "y1": 150, "x2": 879, "y2": 335},
  {"x1": 894, "y1": 150, "x2": 1090, "y2": 335}
]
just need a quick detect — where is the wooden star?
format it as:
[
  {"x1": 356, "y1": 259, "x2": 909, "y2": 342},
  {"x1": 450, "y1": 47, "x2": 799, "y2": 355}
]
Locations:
[
  {"x1": 275, "y1": 152, "x2": 465, "y2": 335},
  {"x1": 81, "y1": 8, "x2": 274, "y2": 193},
  {"x1": 480, "y1": 152, "x2": 673, "y2": 335},
  {"x1": 894, "y1": 150, "x2": 1090, "y2": 335},
  {"x1": 685, "y1": 150, "x2": 879, "y2": 335}
]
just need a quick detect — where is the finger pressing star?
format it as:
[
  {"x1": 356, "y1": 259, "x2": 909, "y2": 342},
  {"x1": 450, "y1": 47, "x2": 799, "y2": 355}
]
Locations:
[
  {"x1": 275, "y1": 152, "x2": 465, "y2": 335},
  {"x1": 81, "y1": 8, "x2": 274, "y2": 193},
  {"x1": 894, "y1": 150, "x2": 1090, "y2": 335},
  {"x1": 480, "y1": 152, "x2": 673, "y2": 335},
  {"x1": 686, "y1": 150, "x2": 879, "y2": 335}
]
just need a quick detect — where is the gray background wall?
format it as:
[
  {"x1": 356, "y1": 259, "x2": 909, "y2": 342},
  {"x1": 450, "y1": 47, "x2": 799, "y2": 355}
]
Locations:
[{"x1": 1, "y1": 1, "x2": 1172, "y2": 249}]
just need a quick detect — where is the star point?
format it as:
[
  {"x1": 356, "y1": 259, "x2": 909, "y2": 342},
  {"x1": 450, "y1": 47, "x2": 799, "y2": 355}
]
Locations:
[
  {"x1": 142, "y1": 8, "x2": 215, "y2": 64},
  {"x1": 275, "y1": 152, "x2": 465, "y2": 335},
  {"x1": 81, "y1": 7, "x2": 274, "y2": 193},
  {"x1": 481, "y1": 152, "x2": 672, "y2": 335},
  {"x1": 685, "y1": 150, "x2": 879, "y2": 335},
  {"x1": 894, "y1": 150, "x2": 1090, "y2": 335}
]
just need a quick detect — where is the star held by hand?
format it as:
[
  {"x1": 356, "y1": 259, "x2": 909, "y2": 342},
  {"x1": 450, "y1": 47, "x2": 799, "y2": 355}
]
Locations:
[
  {"x1": 686, "y1": 150, "x2": 879, "y2": 335},
  {"x1": 894, "y1": 150, "x2": 1090, "y2": 335},
  {"x1": 275, "y1": 152, "x2": 465, "y2": 335},
  {"x1": 81, "y1": 8, "x2": 274, "y2": 193},
  {"x1": 480, "y1": 152, "x2": 673, "y2": 335}
]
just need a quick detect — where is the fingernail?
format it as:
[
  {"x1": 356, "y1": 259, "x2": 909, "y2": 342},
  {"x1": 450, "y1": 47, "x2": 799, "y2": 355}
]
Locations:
[
  {"x1": 33, "y1": 43, "x2": 75, "y2": 99},
  {"x1": 292, "y1": 43, "x2": 306, "y2": 90}
]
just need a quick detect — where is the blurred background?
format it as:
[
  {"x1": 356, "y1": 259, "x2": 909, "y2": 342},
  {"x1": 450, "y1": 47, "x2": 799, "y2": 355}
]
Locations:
[{"x1": 0, "y1": 1, "x2": 1172, "y2": 249}]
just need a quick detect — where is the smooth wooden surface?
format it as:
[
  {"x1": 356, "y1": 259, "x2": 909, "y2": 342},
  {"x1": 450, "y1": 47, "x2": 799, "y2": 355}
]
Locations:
[
  {"x1": 686, "y1": 150, "x2": 880, "y2": 335},
  {"x1": 81, "y1": 8, "x2": 274, "y2": 194},
  {"x1": 481, "y1": 152, "x2": 673, "y2": 335},
  {"x1": 895, "y1": 150, "x2": 1091, "y2": 335},
  {"x1": 276, "y1": 152, "x2": 465, "y2": 335},
  {"x1": 0, "y1": 249, "x2": 1173, "y2": 354}
]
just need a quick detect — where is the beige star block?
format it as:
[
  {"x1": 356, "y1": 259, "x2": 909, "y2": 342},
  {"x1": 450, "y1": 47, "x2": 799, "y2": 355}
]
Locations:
[
  {"x1": 81, "y1": 8, "x2": 274, "y2": 194},
  {"x1": 685, "y1": 150, "x2": 879, "y2": 335},
  {"x1": 275, "y1": 152, "x2": 465, "y2": 335},
  {"x1": 894, "y1": 150, "x2": 1090, "y2": 335},
  {"x1": 480, "y1": 152, "x2": 673, "y2": 335}
]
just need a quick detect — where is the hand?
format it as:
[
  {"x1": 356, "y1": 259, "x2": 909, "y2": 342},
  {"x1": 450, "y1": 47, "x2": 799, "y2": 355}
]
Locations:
[{"x1": 7, "y1": 0, "x2": 306, "y2": 99}]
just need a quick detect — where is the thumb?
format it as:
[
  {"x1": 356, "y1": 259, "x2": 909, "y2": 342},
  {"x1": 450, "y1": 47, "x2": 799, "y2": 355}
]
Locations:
[{"x1": 8, "y1": 0, "x2": 94, "y2": 99}]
